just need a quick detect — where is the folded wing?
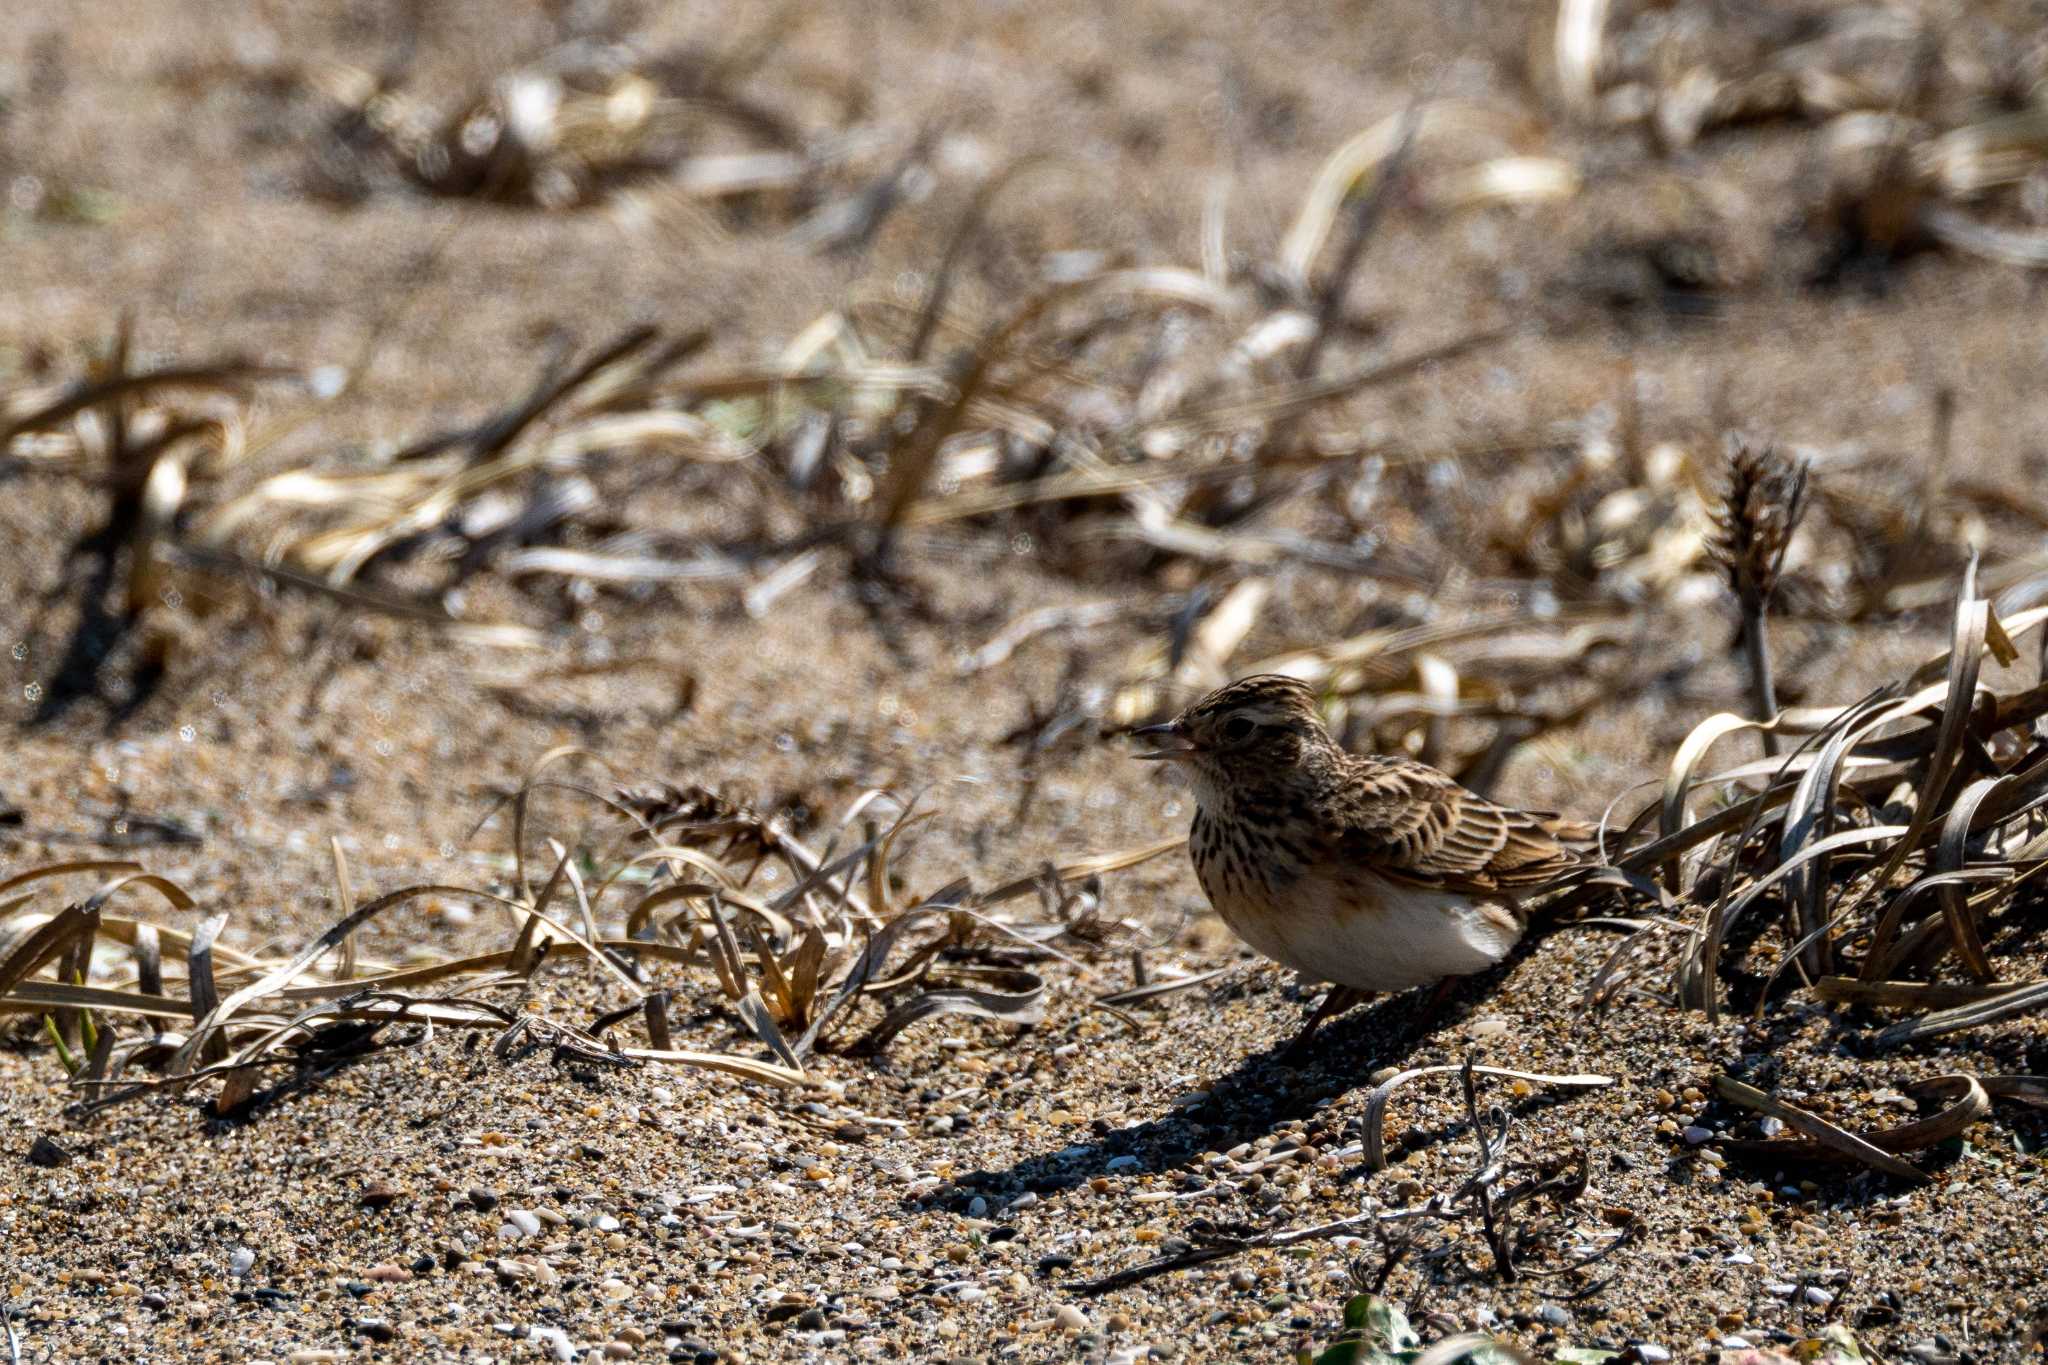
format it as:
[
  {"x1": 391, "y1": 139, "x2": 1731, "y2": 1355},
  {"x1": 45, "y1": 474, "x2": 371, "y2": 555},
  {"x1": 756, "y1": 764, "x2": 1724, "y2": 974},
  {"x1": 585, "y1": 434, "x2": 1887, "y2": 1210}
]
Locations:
[{"x1": 1325, "y1": 755, "x2": 1584, "y2": 898}]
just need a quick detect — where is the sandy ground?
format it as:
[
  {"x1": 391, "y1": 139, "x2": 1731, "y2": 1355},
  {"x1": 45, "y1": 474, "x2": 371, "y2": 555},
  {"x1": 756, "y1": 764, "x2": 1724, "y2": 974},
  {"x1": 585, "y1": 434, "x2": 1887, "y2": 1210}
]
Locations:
[{"x1": 5, "y1": 2, "x2": 2048, "y2": 1362}]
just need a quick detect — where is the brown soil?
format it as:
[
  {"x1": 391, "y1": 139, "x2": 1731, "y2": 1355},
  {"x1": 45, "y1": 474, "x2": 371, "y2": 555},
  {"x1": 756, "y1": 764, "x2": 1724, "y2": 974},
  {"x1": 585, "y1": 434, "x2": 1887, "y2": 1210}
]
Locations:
[{"x1": 4, "y1": 3, "x2": 2047, "y2": 1363}]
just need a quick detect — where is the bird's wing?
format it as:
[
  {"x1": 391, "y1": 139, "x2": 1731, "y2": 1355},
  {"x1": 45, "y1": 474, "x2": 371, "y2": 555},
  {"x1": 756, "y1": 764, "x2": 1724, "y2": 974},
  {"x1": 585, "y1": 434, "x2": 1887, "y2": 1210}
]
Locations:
[{"x1": 1323, "y1": 756, "x2": 1583, "y2": 898}]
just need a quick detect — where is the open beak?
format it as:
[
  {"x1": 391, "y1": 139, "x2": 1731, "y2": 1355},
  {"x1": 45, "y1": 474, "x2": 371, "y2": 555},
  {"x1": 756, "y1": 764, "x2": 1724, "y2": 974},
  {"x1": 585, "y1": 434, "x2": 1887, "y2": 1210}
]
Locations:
[{"x1": 1130, "y1": 719, "x2": 1197, "y2": 762}]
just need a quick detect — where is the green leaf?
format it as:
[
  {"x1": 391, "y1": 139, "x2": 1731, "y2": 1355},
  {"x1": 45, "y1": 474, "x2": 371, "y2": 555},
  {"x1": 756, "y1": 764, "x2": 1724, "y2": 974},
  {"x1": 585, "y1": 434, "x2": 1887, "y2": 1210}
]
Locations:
[
  {"x1": 1808, "y1": 1324, "x2": 1868, "y2": 1363},
  {"x1": 1360, "y1": 1296, "x2": 1421, "y2": 1352},
  {"x1": 1464, "y1": 1347, "x2": 1527, "y2": 1365},
  {"x1": 42, "y1": 1015, "x2": 80, "y2": 1076},
  {"x1": 1309, "y1": 1296, "x2": 1425, "y2": 1365}
]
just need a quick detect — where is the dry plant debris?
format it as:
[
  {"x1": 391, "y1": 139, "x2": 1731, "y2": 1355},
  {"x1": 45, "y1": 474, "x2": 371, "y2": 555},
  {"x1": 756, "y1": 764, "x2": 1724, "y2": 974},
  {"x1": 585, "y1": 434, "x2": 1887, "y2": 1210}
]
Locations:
[
  {"x1": 301, "y1": 7, "x2": 906, "y2": 237},
  {"x1": 9, "y1": 3, "x2": 2048, "y2": 1357},
  {"x1": 0, "y1": 749, "x2": 1178, "y2": 1124}
]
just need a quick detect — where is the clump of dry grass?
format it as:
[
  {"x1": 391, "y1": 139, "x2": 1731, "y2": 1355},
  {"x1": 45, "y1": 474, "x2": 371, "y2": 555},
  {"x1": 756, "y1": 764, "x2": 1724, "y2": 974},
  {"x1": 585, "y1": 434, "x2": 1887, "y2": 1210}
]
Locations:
[
  {"x1": 301, "y1": 8, "x2": 910, "y2": 244},
  {"x1": 0, "y1": 319, "x2": 312, "y2": 718},
  {"x1": 1545, "y1": 563, "x2": 2048, "y2": 1183},
  {"x1": 0, "y1": 747, "x2": 1176, "y2": 1123},
  {"x1": 1548, "y1": 0, "x2": 2048, "y2": 274}
]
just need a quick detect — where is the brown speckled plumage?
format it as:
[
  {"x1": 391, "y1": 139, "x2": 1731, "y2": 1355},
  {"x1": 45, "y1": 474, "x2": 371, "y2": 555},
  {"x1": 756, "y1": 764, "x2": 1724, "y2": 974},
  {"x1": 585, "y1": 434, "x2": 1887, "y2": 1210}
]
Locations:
[{"x1": 1137, "y1": 675, "x2": 1586, "y2": 1024}]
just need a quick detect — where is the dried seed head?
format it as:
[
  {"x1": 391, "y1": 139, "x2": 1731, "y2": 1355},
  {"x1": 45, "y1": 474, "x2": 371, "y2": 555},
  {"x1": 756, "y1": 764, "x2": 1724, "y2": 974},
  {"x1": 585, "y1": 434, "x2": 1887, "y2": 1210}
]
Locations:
[{"x1": 1710, "y1": 436, "x2": 1810, "y2": 611}]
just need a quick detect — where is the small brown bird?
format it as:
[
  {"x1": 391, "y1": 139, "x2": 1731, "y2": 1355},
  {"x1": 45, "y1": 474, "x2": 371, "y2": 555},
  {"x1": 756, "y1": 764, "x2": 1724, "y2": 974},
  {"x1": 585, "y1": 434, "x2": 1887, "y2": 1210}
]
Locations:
[{"x1": 1133, "y1": 674, "x2": 1588, "y2": 1054}]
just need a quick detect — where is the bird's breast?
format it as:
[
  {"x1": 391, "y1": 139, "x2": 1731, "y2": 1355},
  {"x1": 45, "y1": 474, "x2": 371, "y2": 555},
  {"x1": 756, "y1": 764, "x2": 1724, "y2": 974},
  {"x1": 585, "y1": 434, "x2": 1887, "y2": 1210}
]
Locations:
[
  {"x1": 1189, "y1": 803, "x2": 1312, "y2": 906},
  {"x1": 1187, "y1": 804, "x2": 1520, "y2": 993}
]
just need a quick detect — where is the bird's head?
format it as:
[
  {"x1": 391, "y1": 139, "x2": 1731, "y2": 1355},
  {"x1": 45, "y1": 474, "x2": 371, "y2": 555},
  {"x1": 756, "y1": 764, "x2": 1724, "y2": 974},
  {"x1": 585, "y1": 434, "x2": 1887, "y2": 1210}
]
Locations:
[{"x1": 1131, "y1": 674, "x2": 1337, "y2": 802}]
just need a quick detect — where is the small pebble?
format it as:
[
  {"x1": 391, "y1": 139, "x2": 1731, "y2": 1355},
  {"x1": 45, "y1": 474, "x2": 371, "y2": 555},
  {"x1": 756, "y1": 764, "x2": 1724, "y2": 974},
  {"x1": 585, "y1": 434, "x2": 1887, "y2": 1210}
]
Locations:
[
  {"x1": 362, "y1": 1263, "x2": 411, "y2": 1283},
  {"x1": 228, "y1": 1248, "x2": 255, "y2": 1277},
  {"x1": 531, "y1": 1325, "x2": 576, "y2": 1362},
  {"x1": 1537, "y1": 1305, "x2": 1570, "y2": 1327},
  {"x1": 1055, "y1": 1305, "x2": 1089, "y2": 1334},
  {"x1": 505, "y1": 1209, "x2": 543, "y2": 1238},
  {"x1": 359, "y1": 1182, "x2": 403, "y2": 1210},
  {"x1": 1637, "y1": 1347, "x2": 1672, "y2": 1363}
]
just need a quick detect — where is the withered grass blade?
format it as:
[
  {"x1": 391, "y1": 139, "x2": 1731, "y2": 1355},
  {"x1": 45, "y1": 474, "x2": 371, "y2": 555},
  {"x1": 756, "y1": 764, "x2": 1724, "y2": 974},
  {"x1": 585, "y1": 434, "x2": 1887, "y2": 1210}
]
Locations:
[
  {"x1": 1712, "y1": 1076, "x2": 1930, "y2": 1182},
  {"x1": 1363, "y1": 1064, "x2": 1613, "y2": 1170}
]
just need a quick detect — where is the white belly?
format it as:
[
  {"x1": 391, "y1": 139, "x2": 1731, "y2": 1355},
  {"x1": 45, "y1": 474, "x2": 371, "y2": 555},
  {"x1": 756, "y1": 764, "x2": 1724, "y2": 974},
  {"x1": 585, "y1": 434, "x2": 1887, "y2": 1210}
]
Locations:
[{"x1": 1212, "y1": 868, "x2": 1521, "y2": 994}]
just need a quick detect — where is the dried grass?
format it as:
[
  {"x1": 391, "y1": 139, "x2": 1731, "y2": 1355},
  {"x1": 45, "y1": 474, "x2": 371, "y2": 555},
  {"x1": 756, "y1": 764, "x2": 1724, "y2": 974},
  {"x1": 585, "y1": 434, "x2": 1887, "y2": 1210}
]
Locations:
[
  {"x1": 301, "y1": 8, "x2": 895, "y2": 232},
  {"x1": 1548, "y1": 0, "x2": 2048, "y2": 272},
  {"x1": 1577, "y1": 563, "x2": 2048, "y2": 1094},
  {"x1": 0, "y1": 754, "x2": 1173, "y2": 1121}
]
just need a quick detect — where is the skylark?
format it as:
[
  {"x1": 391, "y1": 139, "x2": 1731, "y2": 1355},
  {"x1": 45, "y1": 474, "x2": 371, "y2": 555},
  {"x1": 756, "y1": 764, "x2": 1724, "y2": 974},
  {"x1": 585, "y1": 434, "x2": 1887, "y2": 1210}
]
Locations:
[{"x1": 1133, "y1": 674, "x2": 1588, "y2": 1054}]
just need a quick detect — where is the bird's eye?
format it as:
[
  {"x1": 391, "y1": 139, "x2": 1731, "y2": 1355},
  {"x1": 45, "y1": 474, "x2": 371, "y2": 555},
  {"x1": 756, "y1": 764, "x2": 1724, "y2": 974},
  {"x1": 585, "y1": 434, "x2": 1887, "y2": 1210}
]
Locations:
[{"x1": 1221, "y1": 716, "x2": 1256, "y2": 742}]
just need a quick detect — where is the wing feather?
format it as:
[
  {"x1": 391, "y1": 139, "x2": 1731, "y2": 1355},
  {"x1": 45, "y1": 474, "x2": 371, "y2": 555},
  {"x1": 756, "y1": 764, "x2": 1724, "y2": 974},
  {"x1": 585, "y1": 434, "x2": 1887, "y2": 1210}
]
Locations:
[{"x1": 1324, "y1": 756, "x2": 1582, "y2": 899}]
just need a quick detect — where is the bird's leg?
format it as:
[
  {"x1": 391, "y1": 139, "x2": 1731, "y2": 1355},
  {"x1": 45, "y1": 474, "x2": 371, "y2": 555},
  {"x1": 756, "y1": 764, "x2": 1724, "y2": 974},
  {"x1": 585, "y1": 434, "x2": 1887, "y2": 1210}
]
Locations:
[
  {"x1": 1281, "y1": 984, "x2": 1370, "y2": 1062},
  {"x1": 1409, "y1": 976, "x2": 1460, "y2": 1036}
]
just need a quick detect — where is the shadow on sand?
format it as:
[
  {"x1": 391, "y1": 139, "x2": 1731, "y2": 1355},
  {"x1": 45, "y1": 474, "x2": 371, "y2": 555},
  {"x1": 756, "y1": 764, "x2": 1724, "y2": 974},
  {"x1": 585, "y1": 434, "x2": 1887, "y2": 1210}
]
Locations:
[{"x1": 945, "y1": 967, "x2": 1531, "y2": 1214}]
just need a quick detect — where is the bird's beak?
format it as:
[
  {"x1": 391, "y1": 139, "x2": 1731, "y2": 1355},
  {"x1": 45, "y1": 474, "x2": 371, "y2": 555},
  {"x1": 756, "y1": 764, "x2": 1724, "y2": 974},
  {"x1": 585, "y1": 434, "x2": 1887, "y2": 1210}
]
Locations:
[{"x1": 1130, "y1": 720, "x2": 1197, "y2": 762}]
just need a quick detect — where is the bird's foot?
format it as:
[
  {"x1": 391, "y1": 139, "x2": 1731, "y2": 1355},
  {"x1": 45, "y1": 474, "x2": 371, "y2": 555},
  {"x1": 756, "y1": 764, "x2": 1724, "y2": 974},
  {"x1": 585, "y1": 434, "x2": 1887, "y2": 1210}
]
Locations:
[{"x1": 1279, "y1": 985, "x2": 1371, "y2": 1064}]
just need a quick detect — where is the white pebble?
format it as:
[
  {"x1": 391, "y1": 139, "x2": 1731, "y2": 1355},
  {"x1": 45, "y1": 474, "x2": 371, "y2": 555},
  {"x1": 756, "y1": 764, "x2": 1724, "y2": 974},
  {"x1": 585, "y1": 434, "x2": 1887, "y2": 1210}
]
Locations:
[
  {"x1": 530, "y1": 1325, "x2": 575, "y2": 1362},
  {"x1": 1637, "y1": 1347, "x2": 1672, "y2": 1363},
  {"x1": 1682, "y1": 1126, "x2": 1713, "y2": 1144},
  {"x1": 1055, "y1": 1305, "x2": 1089, "y2": 1334},
  {"x1": 1804, "y1": 1287, "x2": 1834, "y2": 1306},
  {"x1": 228, "y1": 1248, "x2": 255, "y2": 1277},
  {"x1": 505, "y1": 1209, "x2": 542, "y2": 1237}
]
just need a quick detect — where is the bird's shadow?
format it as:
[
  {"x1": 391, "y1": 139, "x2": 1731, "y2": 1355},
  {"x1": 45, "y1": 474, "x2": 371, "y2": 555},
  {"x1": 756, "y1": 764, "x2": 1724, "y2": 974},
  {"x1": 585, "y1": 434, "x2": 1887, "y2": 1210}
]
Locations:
[{"x1": 945, "y1": 963, "x2": 1543, "y2": 1215}]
